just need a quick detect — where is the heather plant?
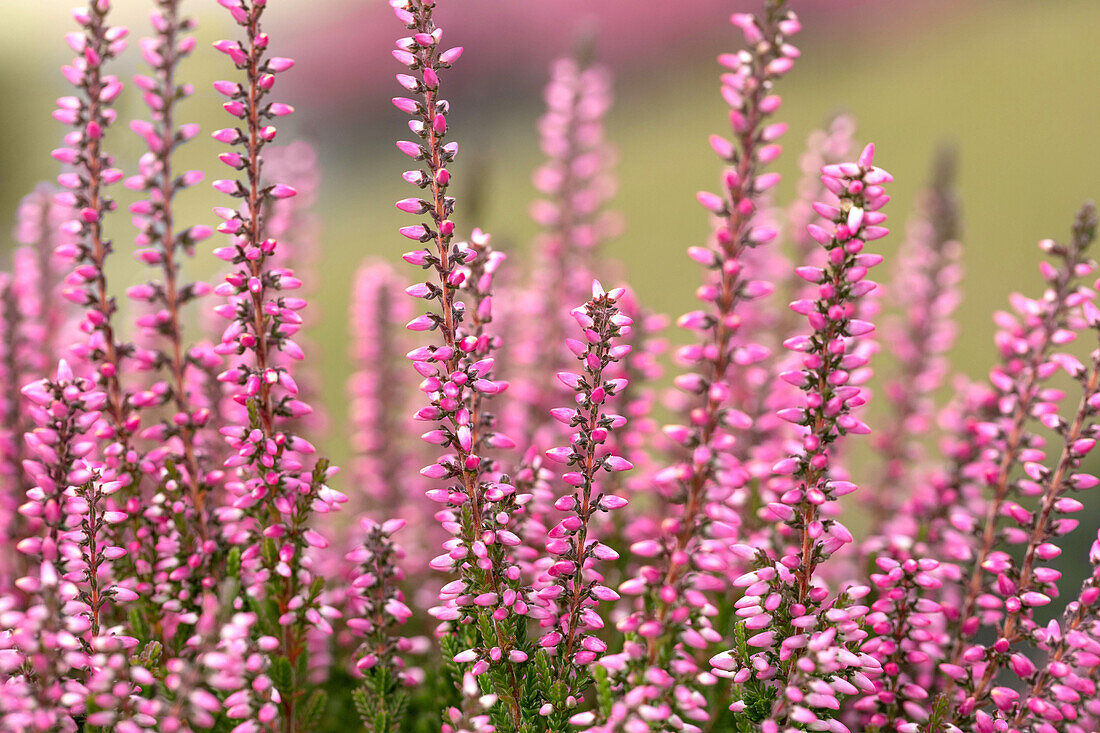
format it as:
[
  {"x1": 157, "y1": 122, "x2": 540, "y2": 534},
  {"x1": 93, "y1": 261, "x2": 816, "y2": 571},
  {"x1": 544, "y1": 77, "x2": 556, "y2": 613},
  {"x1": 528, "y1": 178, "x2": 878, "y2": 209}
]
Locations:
[{"x1": 0, "y1": 0, "x2": 1098, "y2": 732}]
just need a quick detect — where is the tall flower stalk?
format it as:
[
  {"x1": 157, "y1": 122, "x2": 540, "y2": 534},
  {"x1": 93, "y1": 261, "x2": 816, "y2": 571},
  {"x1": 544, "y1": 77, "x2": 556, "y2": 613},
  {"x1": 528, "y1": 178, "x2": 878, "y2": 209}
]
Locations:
[
  {"x1": 710, "y1": 145, "x2": 892, "y2": 729},
  {"x1": 944, "y1": 204, "x2": 1096, "y2": 667},
  {"x1": 11, "y1": 185, "x2": 74, "y2": 367},
  {"x1": 508, "y1": 50, "x2": 618, "y2": 450},
  {"x1": 953, "y1": 334, "x2": 1100, "y2": 722},
  {"x1": 3, "y1": 361, "x2": 144, "y2": 729},
  {"x1": 536, "y1": 281, "x2": 631, "y2": 730},
  {"x1": 596, "y1": 8, "x2": 799, "y2": 731},
  {"x1": 869, "y1": 149, "x2": 962, "y2": 525},
  {"x1": 775, "y1": 144, "x2": 891, "y2": 597},
  {"x1": 347, "y1": 262, "x2": 422, "y2": 527},
  {"x1": 54, "y1": 0, "x2": 136, "y2": 486},
  {"x1": 211, "y1": 1, "x2": 338, "y2": 730},
  {"x1": 391, "y1": 1, "x2": 530, "y2": 728},
  {"x1": 348, "y1": 518, "x2": 414, "y2": 733},
  {"x1": 648, "y1": 0, "x2": 799, "y2": 638},
  {"x1": 938, "y1": 204, "x2": 1099, "y2": 725},
  {"x1": 126, "y1": 0, "x2": 216, "y2": 532}
]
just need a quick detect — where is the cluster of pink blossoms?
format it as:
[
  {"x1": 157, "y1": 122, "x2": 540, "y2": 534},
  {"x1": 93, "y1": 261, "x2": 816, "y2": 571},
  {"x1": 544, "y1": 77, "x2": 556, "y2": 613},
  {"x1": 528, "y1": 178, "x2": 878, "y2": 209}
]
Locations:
[{"x1": 0, "y1": 0, "x2": 1097, "y2": 731}]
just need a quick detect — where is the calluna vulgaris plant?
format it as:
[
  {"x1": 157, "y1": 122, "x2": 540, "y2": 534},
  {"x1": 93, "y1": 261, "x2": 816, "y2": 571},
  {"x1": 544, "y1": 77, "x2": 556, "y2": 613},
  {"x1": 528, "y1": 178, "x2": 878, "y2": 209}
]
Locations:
[{"x1": 0, "y1": 0, "x2": 1097, "y2": 731}]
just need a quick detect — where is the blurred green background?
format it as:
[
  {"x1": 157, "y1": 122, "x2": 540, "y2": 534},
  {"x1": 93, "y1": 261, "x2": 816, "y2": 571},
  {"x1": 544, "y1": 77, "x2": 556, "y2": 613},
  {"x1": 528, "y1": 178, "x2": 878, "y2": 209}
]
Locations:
[{"x1": 1, "y1": 0, "x2": 1098, "y2": 559}]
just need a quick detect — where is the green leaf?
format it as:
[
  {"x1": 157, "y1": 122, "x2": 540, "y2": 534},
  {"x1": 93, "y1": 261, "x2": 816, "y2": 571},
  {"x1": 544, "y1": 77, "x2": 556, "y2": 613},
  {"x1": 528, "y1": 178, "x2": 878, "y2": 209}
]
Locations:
[
  {"x1": 270, "y1": 656, "x2": 293, "y2": 696},
  {"x1": 295, "y1": 650, "x2": 311, "y2": 688},
  {"x1": 298, "y1": 688, "x2": 328, "y2": 730},
  {"x1": 128, "y1": 607, "x2": 150, "y2": 643},
  {"x1": 226, "y1": 547, "x2": 242, "y2": 579},
  {"x1": 261, "y1": 538, "x2": 278, "y2": 568},
  {"x1": 593, "y1": 664, "x2": 611, "y2": 718}
]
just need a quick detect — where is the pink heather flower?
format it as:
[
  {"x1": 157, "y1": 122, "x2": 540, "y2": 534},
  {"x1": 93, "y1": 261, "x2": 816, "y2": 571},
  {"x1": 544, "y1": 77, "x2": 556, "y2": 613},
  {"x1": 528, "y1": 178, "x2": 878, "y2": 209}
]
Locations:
[
  {"x1": 590, "y1": 292, "x2": 666, "y2": 587},
  {"x1": 710, "y1": 144, "x2": 892, "y2": 727},
  {"x1": 9, "y1": 184, "x2": 75, "y2": 373},
  {"x1": 440, "y1": 672, "x2": 499, "y2": 733},
  {"x1": 125, "y1": 0, "x2": 221, "y2": 568},
  {"x1": 935, "y1": 205, "x2": 1096, "y2": 664},
  {"x1": 503, "y1": 51, "x2": 620, "y2": 452},
  {"x1": 347, "y1": 262, "x2": 420, "y2": 513},
  {"x1": 1, "y1": 360, "x2": 151, "y2": 729},
  {"x1": 19, "y1": 361, "x2": 104, "y2": 546},
  {"x1": 343, "y1": 260, "x2": 445, "y2": 599},
  {"x1": 934, "y1": 204, "x2": 1099, "y2": 727},
  {"x1": 732, "y1": 116, "x2": 859, "y2": 494},
  {"x1": 210, "y1": 0, "x2": 337, "y2": 726},
  {"x1": 392, "y1": 2, "x2": 529, "y2": 727},
  {"x1": 605, "y1": 6, "x2": 801, "y2": 731},
  {"x1": 345, "y1": 518, "x2": 417, "y2": 727},
  {"x1": 54, "y1": 0, "x2": 139, "y2": 497},
  {"x1": 497, "y1": 52, "x2": 665, "y2": 604},
  {"x1": 196, "y1": 609, "x2": 279, "y2": 727},
  {"x1": 533, "y1": 283, "x2": 631, "y2": 717},
  {"x1": 867, "y1": 148, "x2": 962, "y2": 526},
  {"x1": 776, "y1": 142, "x2": 890, "y2": 599}
]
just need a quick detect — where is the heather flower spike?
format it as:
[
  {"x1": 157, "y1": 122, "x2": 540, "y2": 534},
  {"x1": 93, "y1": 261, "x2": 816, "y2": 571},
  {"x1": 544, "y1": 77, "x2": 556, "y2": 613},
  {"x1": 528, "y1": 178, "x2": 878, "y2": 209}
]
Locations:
[
  {"x1": 709, "y1": 145, "x2": 892, "y2": 730},
  {"x1": 347, "y1": 262, "x2": 421, "y2": 526},
  {"x1": 211, "y1": 0, "x2": 338, "y2": 727},
  {"x1": 507, "y1": 47, "x2": 619, "y2": 451},
  {"x1": 780, "y1": 142, "x2": 891, "y2": 597},
  {"x1": 938, "y1": 203, "x2": 1099, "y2": 728},
  {"x1": 55, "y1": 0, "x2": 138, "y2": 488},
  {"x1": 602, "y1": 4, "x2": 800, "y2": 730},
  {"x1": 2, "y1": 362, "x2": 151, "y2": 730},
  {"x1": 392, "y1": 1, "x2": 531, "y2": 728},
  {"x1": 126, "y1": 0, "x2": 217, "y2": 537},
  {"x1": 348, "y1": 518, "x2": 414, "y2": 732},
  {"x1": 535, "y1": 283, "x2": 630, "y2": 728}
]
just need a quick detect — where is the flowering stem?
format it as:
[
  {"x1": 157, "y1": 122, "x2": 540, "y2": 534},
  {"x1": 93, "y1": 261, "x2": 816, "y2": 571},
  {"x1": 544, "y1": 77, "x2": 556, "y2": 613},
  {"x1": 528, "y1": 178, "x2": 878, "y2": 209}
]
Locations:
[
  {"x1": 349, "y1": 519, "x2": 412, "y2": 732},
  {"x1": 393, "y1": 3, "x2": 528, "y2": 726},
  {"x1": 954, "y1": 340, "x2": 1100, "y2": 716},
  {"x1": 542, "y1": 285, "x2": 630, "y2": 692},
  {"x1": 348, "y1": 264, "x2": 415, "y2": 512},
  {"x1": 213, "y1": 3, "x2": 334, "y2": 731},
  {"x1": 649, "y1": 0, "x2": 798, "y2": 664},
  {"x1": 135, "y1": 0, "x2": 211, "y2": 535},
  {"x1": 401, "y1": 2, "x2": 481, "y2": 519},
  {"x1": 60, "y1": 1, "x2": 131, "y2": 450},
  {"x1": 777, "y1": 145, "x2": 890, "y2": 601},
  {"x1": 870, "y1": 148, "x2": 960, "y2": 523},
  {"x1": 947, "y1": 204, "x2": 1096, "y2": 663}
]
